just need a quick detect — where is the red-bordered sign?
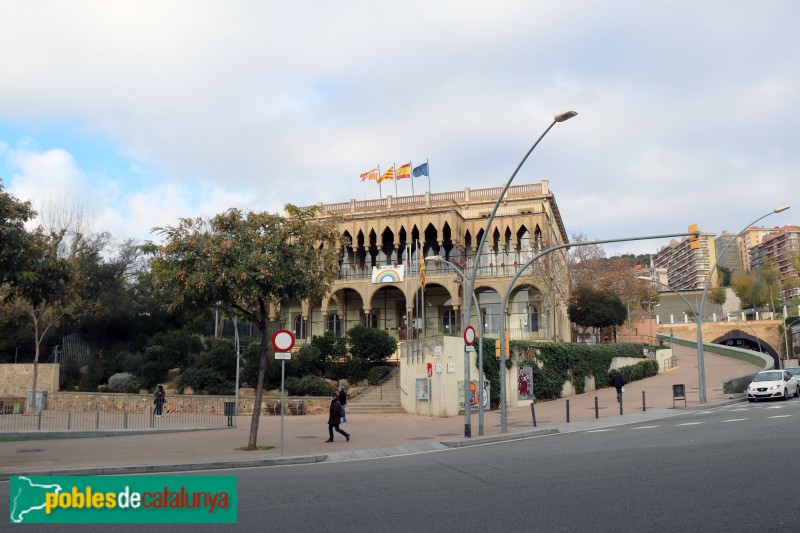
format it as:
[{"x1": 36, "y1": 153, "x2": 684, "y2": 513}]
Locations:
[
  {"x1": 463, "y1": 325, "x2": 476, "y2": 346},
  {"x1": 271, "y1": 330, "x2": 295, "y2": 352}
]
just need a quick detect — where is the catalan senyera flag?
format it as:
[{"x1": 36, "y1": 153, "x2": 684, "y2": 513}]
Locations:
[
  {"x1": 360, "y1": 168, "x2": 379, "y2": 182},
  {"x1": 378, "y1": 166, "x2": 395, "y2": 183},
  {"x1": 396, "y1": 163, "x2": 411, "y2": 179},
  {"x1": 419, "y1": 260, "x2": 426, "y2": 288}
]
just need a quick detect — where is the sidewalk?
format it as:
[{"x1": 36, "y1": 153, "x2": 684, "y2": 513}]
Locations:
[{"x1": 0, "y1": 344, "x2": 758, "y2": 480}]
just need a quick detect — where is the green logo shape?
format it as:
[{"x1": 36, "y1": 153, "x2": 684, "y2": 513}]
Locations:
[{"x1": 9, "y1": 475, "x2": 237, "y2": 524}]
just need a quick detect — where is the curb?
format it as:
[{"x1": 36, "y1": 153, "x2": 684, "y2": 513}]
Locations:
[{"x1": 441, "y1": 428, "x2": 559, "y2": 447}]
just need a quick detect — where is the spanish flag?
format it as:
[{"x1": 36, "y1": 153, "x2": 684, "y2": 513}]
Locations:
[
  {"x1": 419, "y1": 260, "x2": 426, "y2": 288},
  {"x1": 396, "y1": 163, "x2": 411, "y2": 179},
  {"x1": 378, "y1": 166, "x2": 395, "y2": 183}
]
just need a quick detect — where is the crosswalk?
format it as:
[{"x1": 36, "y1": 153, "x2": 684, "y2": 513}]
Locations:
[{"x1": 585, "y1": 400, "x2": 800, "y2": 433}]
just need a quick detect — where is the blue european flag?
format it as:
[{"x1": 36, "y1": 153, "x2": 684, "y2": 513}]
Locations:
[{"x1": 412, "y1": 162, "x2": 429, "y2": 177}]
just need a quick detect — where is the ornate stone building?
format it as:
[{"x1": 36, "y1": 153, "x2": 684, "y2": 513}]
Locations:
[{"x1": 275, "y1": 181, "x2": 571, "y2": 345}]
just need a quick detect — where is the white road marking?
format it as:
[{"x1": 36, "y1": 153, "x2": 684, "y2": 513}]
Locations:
[
  {"x1": 676, "y1": 422, "x2": 705, "y2": 426},
  {"x1": 768, "y1": 415, "x2": 792, "y2": 419},
  {"x1": 631, "y1": 426, "x2": 660, "y2": 430},
  {"x1": 587, "y1": 429, "x2": 615, "y2": 433},
  {"x1": 721, "y1": 418, "x2": 749, "y2": 423}
]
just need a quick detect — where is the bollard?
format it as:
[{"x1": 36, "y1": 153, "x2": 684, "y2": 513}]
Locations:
[
  {"x1": 124, "y1": 407, "x2": 128, "y2": 429},
  {"x1": 566, "y1": 399, "x2": 570, "y2": 423},
  {"x1": 642, "y1": 390, "x2": 646, "y2": 412},
  {"x1": 96, "y1": 408, "x2": 100, "y2": 429},
  {"x1": 37, "y1": 408, "x2": 42, "y2": 430},
  {"x1": 619, "y1": 395, "x2": 623, "y2": 415},
  {"x1": 595, "y1": 397, "x2": 599, "y2": 419},
  {"x1": 67, "y1": 411, "x2": 71, "y2": 430},
  {"x1": 530, "y1": 401, "x2": 537, "y2": 428}
]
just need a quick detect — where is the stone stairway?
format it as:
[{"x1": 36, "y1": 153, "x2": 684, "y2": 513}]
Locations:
[{"x1": 347, "y1": 369, "x2": 404, "y2": 414}]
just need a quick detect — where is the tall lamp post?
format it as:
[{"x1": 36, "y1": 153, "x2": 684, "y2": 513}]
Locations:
[
  {"x1": 696, "y1": 205, "x2": 789, "y2": 403},
  {"x1": 425, "y1": 256, "x2": 486, "y2": 435},
  {"x1": 461, "y1": 109, "x2": 577, "y2": 438},
  {"x1": 643, "y1": 301, "x2": 659, "y2": 344},
  {"x1": 626, "y1": 299, "x2": 637, "y2": 342},
  {"x1": 496, "y1": 230, "x2": 698, "y2": 432}
]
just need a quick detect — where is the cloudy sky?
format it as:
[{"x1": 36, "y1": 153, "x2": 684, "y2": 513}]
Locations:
[{"x1": 1, "y1": 1, "x2": 797, "y2": 256}]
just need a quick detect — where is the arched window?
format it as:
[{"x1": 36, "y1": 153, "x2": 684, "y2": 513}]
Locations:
[
  {"x1": 442, "y1": 309, "x2": 457, "y2": 335},
  {"x1": 294, "y1": 315, "x2": 307, "y2": 339},
  {"x1": 327, "y1": 314, "x2": 341, "y2": 335},
  {"x1": 363, "y1": 312, "x2": 378, "y2": 328},
  {"x1": 526, "y1": 305, "x2": 539, "y2": 332}
]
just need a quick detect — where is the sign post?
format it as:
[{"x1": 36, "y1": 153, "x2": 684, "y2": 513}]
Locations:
[
  {"x1": 271, "y1": 330, "x2": 295, "y2": 456},
  {"x1": 463, "y1": 326, "x2": 476, "y2": 437}
]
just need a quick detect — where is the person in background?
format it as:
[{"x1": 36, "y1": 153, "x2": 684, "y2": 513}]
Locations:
[
  {"x1": 325, "y1": 391, "x2": 350, "y2": 443},
  {"x1": 612, "y1": 369, "x2": 625, "y2": 403},
  {"x1": 153, "y1": 385, "x2": 166, "y2": 417}
]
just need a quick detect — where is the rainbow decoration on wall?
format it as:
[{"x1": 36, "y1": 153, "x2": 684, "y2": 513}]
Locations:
[{"x1": 372, "y1": 265, "x2": 405, "y2": 284}]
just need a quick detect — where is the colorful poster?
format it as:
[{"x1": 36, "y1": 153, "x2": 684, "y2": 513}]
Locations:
[
  {"x1": 371, "y1": 265, "x2": 405, "y2": 284},
  {"x1": 518, "y1": 367, "x2": 533, "y2": 400},
  {"x1": 458, "y1": 380, "x2": 490, "y2": 411},
  {"x1": 415, "y1": 378, "x2": 429, "y2": 400}
]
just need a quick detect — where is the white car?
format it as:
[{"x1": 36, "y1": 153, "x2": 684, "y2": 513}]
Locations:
[{"x1": 746, "y1": 370, "x2": 800, "y2": 402}]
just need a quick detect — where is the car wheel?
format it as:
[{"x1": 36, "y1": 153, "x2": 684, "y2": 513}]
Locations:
[
  {"x1": 748, "y1": 398, "x2": 755, "y2": 402},
  {"x1": 795, "y1": 387, "x2": 799, "y2": 398},
  {"x1": 783, "y1": 389, "x2": 789, "y2": 401}
]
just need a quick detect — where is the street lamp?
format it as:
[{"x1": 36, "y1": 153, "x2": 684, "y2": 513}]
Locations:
[
  {"x1": 425, "y1": 256, "x2": 487, "y2": 436},
  {"x1": 696, "y1": 205, "x2": 789, "y2": 403},
  {"x1": 643, "y1": 301, "x2": 659, "y2": 344},
  {"x1": 626, "y1": 299, "x2": 637, "y2": 342},
  {"x1": 461, "y1": 110, "x2": 578, "y2": 438},
  {"x1": 495, "y1": 230, "x2": 698, "y2": 432}
]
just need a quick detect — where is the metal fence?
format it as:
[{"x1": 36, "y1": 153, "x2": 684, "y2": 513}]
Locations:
[{"x1": 0, "y1": 395, "x2": 236, "y2": 432}]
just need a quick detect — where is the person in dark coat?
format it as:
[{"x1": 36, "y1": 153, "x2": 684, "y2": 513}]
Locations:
[
  {"x1": 612, "y1": 369, "x2": 625, "y2": 403},
  {"x1": 326, "y1": 391, "x2": 350, "y2": 443},
  {"x1": 337, "y1": 387, "x2": 348, "y2": 423},
  {"x1": 153, "y1": 385, "x2": 166, "y2": 417}
]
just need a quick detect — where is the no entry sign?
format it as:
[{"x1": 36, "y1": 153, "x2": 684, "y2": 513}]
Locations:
[{"x1": 272, "y1": 329, "x2": 295, "y2": 353}]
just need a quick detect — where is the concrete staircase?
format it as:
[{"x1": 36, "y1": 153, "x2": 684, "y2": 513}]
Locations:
[{"x1": 347, "y1": 369, "x2": 404, "y2": 414}]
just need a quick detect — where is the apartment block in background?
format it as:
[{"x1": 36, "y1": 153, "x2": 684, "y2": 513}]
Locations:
[{"x1": 652, "y1": 231, "x2": 718, "y2": 290}]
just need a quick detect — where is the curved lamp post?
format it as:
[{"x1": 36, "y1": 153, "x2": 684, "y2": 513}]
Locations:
[
  {"x1": 696, "y1": 205, "x2": 789, "y2": 403},
  {"x1": 424, "y1": 255, "x2": 486, "y2": 436},
  {"x1": 496, "y1": 230, "x2": 697, "y2": 432},
  {"x1": 461, "y1": 110, "x2": 577, "y2": 438}
]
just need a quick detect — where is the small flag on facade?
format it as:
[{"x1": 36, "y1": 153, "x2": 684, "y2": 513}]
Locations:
[
  {"x1": 412, "y1": 162, "x2": 429, "y2": 177},
  {"x1": 419, "y1": 260, "x2": 426, "y2": 288},
  {"x1": 378, "y1": 166, "x2": 395, "y2": 183},
  {"x1": 396, "y1": 163, "x2": 411, "y2": 179},
  {"x1": 360, "y1": 168, "x2": 379, "y2": 182}
]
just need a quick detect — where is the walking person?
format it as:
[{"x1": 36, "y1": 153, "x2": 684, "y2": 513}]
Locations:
[
  {"x1": 612, "y1": 369, "x2": 625, "y2": 403},
  {"x1": 153, "y1": 384, "x2": 166, "y2": 417},
  {"x1": 338, "y1": 386, "x2": 348, "y2": 423},
  {"x1": 325, "y1": 391, "x2": 350, "y2": 443}
]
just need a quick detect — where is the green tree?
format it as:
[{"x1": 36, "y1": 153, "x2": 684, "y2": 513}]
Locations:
[
  {"x1": 150, "y1": 205, "x2": 339, "y2": 449},
  {"x1": 346, "y1": 325, "x2": 398, "y2": 363},
  {"x1": 0, "y1": 182, "x2": 38, "y2": 287},
  {"x1": 709, "y1": 286, "x2": 727, "y2": 317},
  {"x1": 567, "y1": 286, "x2": 628, "y2": 339},
  {"x1": 731, "y1": 270, "x2": 769, "y2": 310}
]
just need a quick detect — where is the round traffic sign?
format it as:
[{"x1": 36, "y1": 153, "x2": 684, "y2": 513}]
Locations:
[
  {"x1": 463, "y1": 325, "x2": 476, "y2": 346},
  {"x1": 271, "y1": 329, "x2": 295, "y2": 352}
]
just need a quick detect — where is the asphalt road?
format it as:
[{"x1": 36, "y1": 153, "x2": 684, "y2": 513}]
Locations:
[{"x1": 4, "y1": 400, "x2": 800, "y2": 532}]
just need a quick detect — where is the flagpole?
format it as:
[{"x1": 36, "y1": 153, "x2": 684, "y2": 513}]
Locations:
[
  {"x1": 426, "y1": 158, "x2": 431, "y2": 194},
  {"x1": 393, "y1": 162, "x2": 398, "y2": 197},
  {"x1": 378, "y1": 164, "x2": 382, "y2": 199},
  {"x1": 410, "y1": 161, "x2": 415, "y2": 197}
]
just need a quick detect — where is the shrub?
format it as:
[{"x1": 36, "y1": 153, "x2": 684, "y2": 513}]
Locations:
[
  {"x1": 368, "y1": 366, "x2": 391, "y2": 385},
  {"x1": 140, "y1": 361, "x2": 170, "y2": 390},
  {"x1": 284, "y1": 376, "x2": 334, "y2": 396},
  {"x1": 610, "y1": 359, "x2": 659, "y2": 385},
  {"x1": 177, "y1": 368, "x2": 228, "y2": 394},
  {"x1": 108, "y1": 372, "x2": 137, "y2": 393},
  {"x1": 347, "y1": 325, "x2": 397, "y2": 363}
]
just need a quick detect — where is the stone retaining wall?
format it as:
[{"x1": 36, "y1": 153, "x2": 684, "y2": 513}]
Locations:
[{"x1": 0, "y1": 364, "x2": 60, "y2": 395}]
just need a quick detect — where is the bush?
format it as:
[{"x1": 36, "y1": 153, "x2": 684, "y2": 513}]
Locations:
[
  {"x1": 108, "y1": 372, "x2": 137, "y2": 393},
  {"x1": 284, "y1": 375, "x2": 334, "y2": 396},
  {"x1": 177, "y1": 367, "x2": 228, "y2": 394},
  {"x1": 347, "y1": 325, "x2": 397, "y2": 363},
  {"x1": 610, "y1": 359, "x2": 659, "y2": 385},
  {"x1": 368, "y1": 366, "x2": 391, "y2": 385},
  {"x1": 140, "y1": 361, "x2": 170, "y2": 390}
]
